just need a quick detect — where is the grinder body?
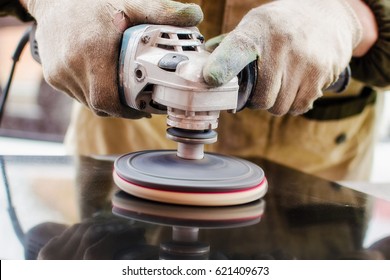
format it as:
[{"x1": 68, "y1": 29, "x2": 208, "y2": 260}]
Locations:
[
  {"x1": 119, "y1": 24, "x2": 240, "y2": 129},
  {"x1": 118, "y1": 25, "x2": 250, "y2": 160}
]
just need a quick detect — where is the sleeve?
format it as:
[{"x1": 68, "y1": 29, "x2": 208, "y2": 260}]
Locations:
[
  {"x1": 0, "y1": 0, "x2": 33, "y2": 22},
  {"x1": 350, "y1": 0, "x2": 390, "y2": 87}
]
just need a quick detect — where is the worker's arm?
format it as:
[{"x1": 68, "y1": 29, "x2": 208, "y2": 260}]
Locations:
[
  {"x1": 203, "y1": 0, "x2": 387, "y2": 116},
  {"x1": 350, "y1": 0, "x2": 390, "y2": 87},
  {"x1": 347, "y1": 0, "x2": 378, "y2": 57},
  {"x1": 12, "y1": 0, "x2": 203, "y2": 118}
]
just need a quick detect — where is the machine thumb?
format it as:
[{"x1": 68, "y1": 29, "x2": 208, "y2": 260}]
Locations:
[
  {"x1": 122, "y1": 0, "x2": 203, "y2": 27},
  {"x1": 203, "y1": 33, "x2": 257, "y2": 87}
]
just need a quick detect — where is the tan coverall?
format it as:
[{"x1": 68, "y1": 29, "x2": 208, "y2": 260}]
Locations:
[{"x1": 65, "y1": 0, "x2": 382, "y2": 181}]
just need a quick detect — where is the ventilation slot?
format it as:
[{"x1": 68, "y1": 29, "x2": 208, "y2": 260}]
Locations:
[
  {"x1": 157, "y1": 44, "x2": 175, "y2": 50},
  {"x1": 157, "y1": 32, "x2": 174, "y2": 50},
  {"x1": 177, "y1": 33, "x2": 192, "y2": 40},
  {"x1": 156, "y1": 32, "x2": 198, "y2": 51},
  {"x1": 182, "y1": 46, "x2": 197, "y2": 51},
  {"x1": 178, "y1": 33, "x2": 196, "y2": 51},
  {"x1": 160, "y1": 32, "x2": 170, "y2": 39}
]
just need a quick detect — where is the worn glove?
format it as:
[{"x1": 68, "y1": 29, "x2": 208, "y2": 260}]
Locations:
[
  {"x1": 21, "y1": 0, "x2": 203, "y2": 118},
  {"x1": 203, "y1": 0, "x2": 362, "y2": 115}
]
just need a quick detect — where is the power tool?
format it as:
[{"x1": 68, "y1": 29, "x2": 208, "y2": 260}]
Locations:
[
  {"x1": 112, "y1": 24, "x2": 349, "y2": 206},
  {"x1": 113, "y1": 24, "x2": 267, "y2": 206},
  {"x1": 118, "y1": 24, "x2": 256, "y2": 159}
]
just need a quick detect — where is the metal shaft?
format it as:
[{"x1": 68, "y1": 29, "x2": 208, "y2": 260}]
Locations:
[
  {"x1": 177, "y1": 143, "x2": 205, "y2": 160},
  {"x1": 166, "y1": 127, "x2": 218, "y2": 160}
]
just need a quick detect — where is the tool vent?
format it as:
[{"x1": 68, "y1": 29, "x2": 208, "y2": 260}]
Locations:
[{"x1": 156, "y1": 31, "x2": 201, "y2": 52}]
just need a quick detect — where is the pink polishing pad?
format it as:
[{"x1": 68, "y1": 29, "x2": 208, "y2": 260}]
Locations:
[{"x1": 114, "y1": 150, "x2": 268, "y2": 206}]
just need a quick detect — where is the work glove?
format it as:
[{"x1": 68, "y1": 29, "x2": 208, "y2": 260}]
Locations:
[
  {"x1": 203, "y1": 0, "x2": 362, "y2": 115},
  {"x1": 20, "y1": 0, "x2": 203, "y2": 118}
]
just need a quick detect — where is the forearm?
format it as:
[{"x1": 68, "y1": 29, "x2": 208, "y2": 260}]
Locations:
[
  {"x1": 349, "y1": 0, "x2": 390, "y2": 87},
  {"x1": 346, "y1": 0, "x2": 379, "y2": 56}
]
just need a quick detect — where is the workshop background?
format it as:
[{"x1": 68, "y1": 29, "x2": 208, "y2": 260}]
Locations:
[{"x1": 1, "y1": 17, "x2": 390, "y2": 259}]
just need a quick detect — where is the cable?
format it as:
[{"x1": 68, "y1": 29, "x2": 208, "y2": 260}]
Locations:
[
  {"x1": 0, "y1": 25, "x2": 34, "y2": 249},
  {"x1": 0, "y1": 26, "x2": 32, "y2": 125},
  {"x1": 1, "y1": 156, "x2": 25, "y2": 247}
]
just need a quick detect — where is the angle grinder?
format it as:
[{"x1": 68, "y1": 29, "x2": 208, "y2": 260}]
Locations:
[
  {"x1": 114, "y1": 24, "x2": 267, "y2": 206},
  {"x1": 113, "y1": 24, "x2": 350, "y2": 206}
]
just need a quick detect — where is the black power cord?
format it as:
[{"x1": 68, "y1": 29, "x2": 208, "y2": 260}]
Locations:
[
  {"x1": 1, "y1": 156, "x2": 25, "y2": 247},
  {"x1": 1, "y1": 24, "x2": 66, "y2": 260},
  {"x1": 0, "y1": 26, "x2": 32, "y2": 125},
  {"x1": 0, "y1": 25, "x2": 35, "y2": 253}
]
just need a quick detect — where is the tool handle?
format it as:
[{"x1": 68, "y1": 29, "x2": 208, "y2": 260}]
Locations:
[
  {"x1": 237, "y1": 63, "x2": 351, "y2": 111},
  {"x1": 324, "y1": 66, "x2": 351, "y2": 93}
]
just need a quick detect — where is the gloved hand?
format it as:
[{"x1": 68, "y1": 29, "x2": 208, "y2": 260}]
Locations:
[
  {"x1": 203, "y1": 0, "x2": 362, "y2": 115},
  {"x1": 20, "y1": 0, "x2": 203, "y2": 118}
]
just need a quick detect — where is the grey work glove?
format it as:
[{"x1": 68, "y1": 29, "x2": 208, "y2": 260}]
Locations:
[
  {"x1": 21, "y1": 0, "x2": 203, "y2": 118},
  {"x1": 203, "y1": 0, "x2": 362, "y2": 115}
]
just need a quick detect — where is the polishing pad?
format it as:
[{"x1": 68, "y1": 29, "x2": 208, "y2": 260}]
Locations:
[{"x1": 113, "y1": 150, "x2": 267, "y2": 206}]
